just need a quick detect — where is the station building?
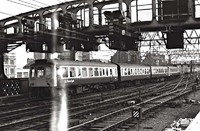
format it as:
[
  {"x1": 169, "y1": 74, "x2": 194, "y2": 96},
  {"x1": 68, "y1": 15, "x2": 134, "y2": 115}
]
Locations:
[{"x1": 4, "y1": 53, "x2": 16, "y2": 78}]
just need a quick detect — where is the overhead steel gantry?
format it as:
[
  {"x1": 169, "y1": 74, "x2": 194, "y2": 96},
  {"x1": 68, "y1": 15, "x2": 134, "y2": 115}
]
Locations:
[{"x1": 0, "y1": 0, "x2": 200, "y2": 78}]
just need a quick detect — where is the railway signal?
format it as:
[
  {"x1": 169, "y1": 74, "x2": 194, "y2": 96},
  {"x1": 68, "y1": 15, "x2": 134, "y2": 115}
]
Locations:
[
  {"x1": 132, "y1": 106, "x2": 142, "y2": 119},
  {"x1": 132, "y1": 106, "x2": 142, "y2": 131}
]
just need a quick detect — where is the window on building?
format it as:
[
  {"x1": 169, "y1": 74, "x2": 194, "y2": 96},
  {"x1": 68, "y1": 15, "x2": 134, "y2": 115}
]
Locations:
[
  {"x1": 4, "y1": 68, "x2": 8, "y2": 74},
  {"x1": 10, "y1": 68, "x2": 15, "y2": 74},
  {"x1": 4, "y1": 57, "x2": 8, "y2": 64},
  {"x1": 23, "y1": 72, "x2": 28, "y2": 78},
  {"x1": 17, "y1": 72, "x2": 22, "y2": 78},
  {"x1": 10, "y1": 60, "x2": 15, "y2": 65}
]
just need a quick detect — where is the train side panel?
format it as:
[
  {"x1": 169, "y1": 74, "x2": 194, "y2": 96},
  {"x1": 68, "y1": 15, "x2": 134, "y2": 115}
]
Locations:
[
  {"x1": 151, "y1": 66, "x2": 168, "y2": 78},
  {"x1": 118, "y1": 64, "x2": 151, "y2": 81},
  {"x1": 168, "y1": 66, "x2": 180, "y2": 76}
]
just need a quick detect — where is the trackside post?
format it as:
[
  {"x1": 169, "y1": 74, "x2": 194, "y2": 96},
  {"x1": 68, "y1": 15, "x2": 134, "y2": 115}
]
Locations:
[{"x1": 132, "y1": 106, "x2": 142, "y2": 131}]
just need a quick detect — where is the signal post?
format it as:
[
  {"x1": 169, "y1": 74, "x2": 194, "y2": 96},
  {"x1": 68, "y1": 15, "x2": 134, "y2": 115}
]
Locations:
[{"x1": 132, "y1": 106, "x2": 142, "y2": 131}]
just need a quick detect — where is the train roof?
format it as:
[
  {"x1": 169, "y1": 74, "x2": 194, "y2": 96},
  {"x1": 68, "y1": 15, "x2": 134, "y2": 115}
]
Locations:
[{"x1": 30, "y1": 59, "x2": 117, "y2": 67}]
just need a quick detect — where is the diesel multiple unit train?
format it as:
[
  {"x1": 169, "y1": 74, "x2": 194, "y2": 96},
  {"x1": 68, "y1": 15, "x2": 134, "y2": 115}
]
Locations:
[{"x1": 29, "y1": 59, "x2": 180, "y2": 95}]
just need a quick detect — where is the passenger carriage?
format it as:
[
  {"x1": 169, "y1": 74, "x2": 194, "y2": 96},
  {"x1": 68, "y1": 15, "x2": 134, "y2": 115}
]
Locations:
[
  {"x1": 29, "y1": 59, "x2": 118, "y2": 95},
  {"x1": 118, "y1": 63, "x2": 151, "y2": 82},
  {"x1": 168, "y1": 66, "x2": 180, "y2": 77},
  {"x1": 151, "y1": 66, "x2": 168, "y2": 78},
  {"x1": 29, "y1": 59, "x2": 181, "y2": 97}
]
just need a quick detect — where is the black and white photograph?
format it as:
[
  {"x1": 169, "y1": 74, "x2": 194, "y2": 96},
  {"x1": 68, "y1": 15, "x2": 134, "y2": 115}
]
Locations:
[{"x1": 1, "y1": 0, "x2": 200, "y2": 130}]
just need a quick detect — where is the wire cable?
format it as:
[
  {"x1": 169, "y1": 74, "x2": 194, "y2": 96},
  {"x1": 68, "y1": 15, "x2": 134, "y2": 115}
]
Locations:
[
  {"x1": 18, "y1": 0, "x2": 42, "y2": 8},
  {"x1": 0, "y1": 11, "x2": 14, "y2": 17},
  {"x1": 31, "y1": 0, "x2": 49, "y2": 6},
  {"x1": 7, "y1": 0, "x2": 38, "y2": 9}
]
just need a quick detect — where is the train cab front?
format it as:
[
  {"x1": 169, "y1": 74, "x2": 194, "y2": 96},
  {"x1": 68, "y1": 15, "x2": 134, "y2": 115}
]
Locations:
[{"x1": 29, "y1": 64, "x2": 54, "y2": 98}]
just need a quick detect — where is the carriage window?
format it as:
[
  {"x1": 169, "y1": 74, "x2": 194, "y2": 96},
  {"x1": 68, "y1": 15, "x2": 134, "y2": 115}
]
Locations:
[
  {"x1": 102, "y1": 68, "x2": 105, "y2": 76},
  {"x1": 110, "y1": 68, "x2": 113, "y2": 76},
  {"x1": 89, "y1": 68, "x2": 93, "y2": 77},
  {"x1": 62, "y1": 67, "x2": 68, "y2": 77},
  {"x1": 124, "y1": 68, "x2": 127, "y2": 75},
  {"x1": 37, "y1": 67, "x2": 45, "y2": 77},
  {"x1": 131, "y1": 68, "x2": 133, "y2": 75},
  {"x1": 121, "y1": 69, "x2": 123, "y2": 76},
  {"x1": 46, "y1": 67, "x2": 52, "y2": 76},
  {"x1": 106, "y1": 68, "x2": 109, "y2": 76},
  {"x1": 69, "y1": 67, "x2": 75, "y2": 77},
  {"x1": 114, "y1": 68, "x2": 117, "y2": 76},
  {"x1": 82, "y1": 68, "x2": 87, "y2": 77},
  {"x1": 140, "y1": 69, "x2": 143, "y2": 74},
  {"x1": 77, "y1": 67, "x2": 81, "y2": 77},
  {"x1": 130, "y1": 69, "x2": 132, "y2": 75},
  {"x1": 30, "y1": 67, "x2": 35, "y2": 78},
  {"x1": 99, "y1": 68, "x2": 102, "y2": 76},
  {"x1": 146, "y1": 69, "x2": 149, "y2": 74},
  {"x1": 128, "y1": 69, "x2": 130, "y2": 75},
  {"x1": 94, "y1": 68, "x2": 99, "y2": 76}
]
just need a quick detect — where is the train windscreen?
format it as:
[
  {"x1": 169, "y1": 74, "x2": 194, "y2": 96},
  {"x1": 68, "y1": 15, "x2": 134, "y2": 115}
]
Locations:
[{"x1": 30, "y1": 66, "x2": 51, "y2": 78}]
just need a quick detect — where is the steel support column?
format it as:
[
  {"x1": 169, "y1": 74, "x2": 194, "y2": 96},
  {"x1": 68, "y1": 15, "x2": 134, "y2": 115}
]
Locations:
[
  {"x1": 0, "y1": 52, "x2": 7, "y2": 79},
  {"x1": 124, "y1": 0, "x2": 132, "y2": 20},
  {"x1": 118, "y1": 0, "x2": 123, "y2": 10},
  {"x1": 88, "y1": 1, "x2": 94, "y2": 27},
  {"x1": 39, "y1": 11, "x2": 45, "y2": 31},
  {"x1": 152, "y1": 0, "x2": 156, "y2": 20},
  {"x1": 188, "y1": 0, "x2": 195, "y2": 17},
  {"x1": 98, "y1": 8, "x2": 102, "y2": 25}
]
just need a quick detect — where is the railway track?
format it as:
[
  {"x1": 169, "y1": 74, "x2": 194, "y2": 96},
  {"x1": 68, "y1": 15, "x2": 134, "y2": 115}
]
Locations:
[
  {"x1": 0, "y1": 77, "x2": 193, "y2": 130},
  {"x1": 68, "y1": 78, "x2": 196, "y2": 131}
]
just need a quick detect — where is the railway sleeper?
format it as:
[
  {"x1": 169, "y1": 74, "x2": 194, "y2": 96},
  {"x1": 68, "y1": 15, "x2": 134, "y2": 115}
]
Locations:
[
  {"x1": 90, "y1": 123, "x2": 108, "y2": 128},
  {"x1": 165, "y1": 101, "x2": 183, "y2": 108},
  {"x1": 90, "y1": 124, "x2": 105, "y2": 128},
  {"x1": 17, "y1": 121, "x2": 48, "y2": 131},
  {"x1": 120, "y1": 125, "x2": 131, "y2": 129},
  {"x1": 145, "y1": 112, "x2": 156, "y2": 118},
  {"x1": 146, "y1": 101, "x2": 163, "y2": 104},
  {"x1": 89, "y1": 127, "x2": 102, "y2": 131}
]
